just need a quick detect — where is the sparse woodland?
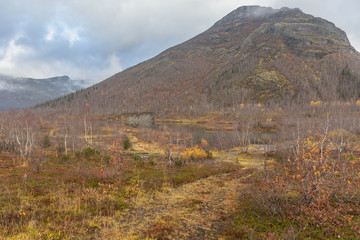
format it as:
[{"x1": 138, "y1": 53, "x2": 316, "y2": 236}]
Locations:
[{"x1": 2, "y1": 95, "x2": 360, "y2": 239}]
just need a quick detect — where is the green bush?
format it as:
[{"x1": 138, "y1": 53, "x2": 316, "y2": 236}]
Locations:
[
  {"x1": 42, "y1": 135, "x2": 51, "y2": 148},
  {"x1": 62, "y1": 153, "x2": 71, "y2": 161},
  {"x1": 148, "y1": 158, "x2": 156, "y2": 166},
  {"x1": 75, "y1": 151, "x2": 82, "y2": 160},
  {"x1": 175, "y1": 159, "x2": 186, "y2": 168},
  {"x1": 123, "y1": 137, "x2": 131, "y2": 150},
  {"x1": 131, "y1": 154, "x2": 142, "y2": 161},
  {"x1": 85, "y1": 178, "x2": 100, "y2": 188},
  {"x1": 56, "y1": 146, "x2": 65, "y2": 154},
  {"x1": 103, "y1": 155, "x2": 111, "y2": 164},
  {"x1": 83, "y1": 146, "x2": 96, "y2": 159}
]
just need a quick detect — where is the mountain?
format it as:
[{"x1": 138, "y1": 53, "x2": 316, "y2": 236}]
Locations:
[
  {"x1": 39, "y1": 6, "x2": 360, "y2": 116},
  {"x1": 0, "y1": 75, "x2": 82, "y2": 111}
]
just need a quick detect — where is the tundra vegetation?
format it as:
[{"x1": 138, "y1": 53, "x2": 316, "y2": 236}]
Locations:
[{"x1": 1, "y1": 100, "x2": 360, "y2": 239}]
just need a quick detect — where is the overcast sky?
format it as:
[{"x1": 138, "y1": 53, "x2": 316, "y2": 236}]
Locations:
[{"x1": 0, "y1": 0, "x2": 359, "y2": 85}]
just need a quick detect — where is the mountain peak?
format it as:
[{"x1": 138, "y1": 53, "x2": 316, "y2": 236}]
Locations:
[
  {"x1": 214, "y1": 6, "x2": 303, "y2": 27},
  {"x1": 39, "y1": 6, "x2": 360, "y2": 115},
  {"x1": 231, "y1": 5, "x2": 278, "y2": 18},
  {"x1": 209, "y1": 5, "x2": 354, "y2": 59}
]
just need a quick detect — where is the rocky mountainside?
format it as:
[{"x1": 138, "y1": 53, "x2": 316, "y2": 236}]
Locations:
[
  {"x1": 40, "y1": 6, "x2": 360, "y2": 116},
  {"x1": 0, "y1": 76, "x2": 82, "y2": 111}
]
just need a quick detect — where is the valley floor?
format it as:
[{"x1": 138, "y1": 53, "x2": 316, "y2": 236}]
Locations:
[
  {"x1": 116, "y1": 166, "x2": 254, "y2": 239},
  {"x1": 0, "y1": 151, "x2": 258, "y2": 240},
  {"x1": 2, "y1": 130, "x2": 360, "y2": 239}
]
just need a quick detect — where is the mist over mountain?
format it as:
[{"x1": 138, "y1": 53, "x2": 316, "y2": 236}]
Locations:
[
  {"x1": 38, "y1": 6, "x2": 360, "y2": 116},
  {"x1": 0, "y1": 76, "x2": 83, "y2": 111}
]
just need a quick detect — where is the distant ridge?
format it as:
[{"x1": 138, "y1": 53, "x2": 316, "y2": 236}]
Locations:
[{"x1": 0, "y1": 75, "x2": 82, "y2": 111}]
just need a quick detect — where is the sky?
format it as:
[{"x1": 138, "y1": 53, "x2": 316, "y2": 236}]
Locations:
[{"x1": 0, "y1": 0, "x2": 359, "y2": 86}]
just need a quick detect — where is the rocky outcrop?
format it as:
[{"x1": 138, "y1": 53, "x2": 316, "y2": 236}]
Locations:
[{"x1": 216, "y1": 6, "x2": 355, "y2": 59}]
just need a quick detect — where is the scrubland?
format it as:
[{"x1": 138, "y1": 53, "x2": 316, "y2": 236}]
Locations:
[{"x1": 1, "y1": 102, "x2": 360, "y2": 239}]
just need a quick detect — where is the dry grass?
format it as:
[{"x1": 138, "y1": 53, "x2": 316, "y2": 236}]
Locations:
[
  {"x1": 0, "y1": 151, "x2": 251, "y2": 239},
  {"x1": 114, "y1": 167, "x2": 253, "y2": 239}
]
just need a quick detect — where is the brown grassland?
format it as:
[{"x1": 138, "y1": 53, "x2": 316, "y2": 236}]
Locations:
[{"x1": 2, "y1": 103, "x2": 360, "y2": 239}]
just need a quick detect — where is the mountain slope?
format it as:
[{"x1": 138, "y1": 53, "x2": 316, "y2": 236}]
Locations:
[
  {"x1": 40, "y1": 6, "x2": 360, "y2": 116},
  {"x1": 0, "y1": 76, "x2": 82, "y2": 111}
]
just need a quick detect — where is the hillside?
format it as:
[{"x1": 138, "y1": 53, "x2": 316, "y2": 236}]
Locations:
[
  {"x1": 0, "y1": 75, "x2": 82, "y2": 111},
  {"x1": 39, "y1": 6, "x2": 360, "y2": 116}
]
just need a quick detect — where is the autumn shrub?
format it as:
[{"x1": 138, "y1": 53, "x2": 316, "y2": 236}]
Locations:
[
  {"x1": 125, "y1": 172, "x2": 143, "y2": 198},
  {"x1": 180, "y1": 145, "x2": 208, "y2": 161},
  {"x1": 205, "y1": 149, "x2": 212, "y2": 159},
  {"x1": 110, "y1": 139, "x2": 132, "y2": 173},
  {"x1": 251, "y1": 131, "x2": 360, "y2": 237},
  {"x1": 143, "y1": 215, "x2": 175, "y2": 239}
]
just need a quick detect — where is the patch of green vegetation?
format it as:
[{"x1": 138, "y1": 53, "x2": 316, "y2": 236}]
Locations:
[
  {"x1": 225, "y1": 197, "x2": 360, "y2": 239},
  {"x1": 225, "y1": 199, "x2": 295, "y2": 239},
  {"x1": 85, "y1": 177, "x2": 101, "y2": 188},
  {"x1": 42, "y1": 135, "x2": 51, "y2": 148},
  {"x1": 148, "y1": 158, "x2": 156, "y2": 166},
  {"x1": 82, "y1": 146, "x2": 98, "y2": 159},
  {"x1": 170, "y1": 163, "x2": 239, "y2": 187},
  {"x1": 74, "y1": 151, "x2": 82, "y2": 160},
  {"x1": 131, "y1": 153, "x2": 142, "y2": 161},
  {"x1": 247, "y1": 69, "x2": 294, "y2": 101},
  {"x1": 56, "y1": 145, "x2": 65, "y2": 154},
  {"x1": 180, "y1": 198, "x2": 203, "y2": 209},
  {"x1": 123, "y1": 136, "x2": 131, "y2": 150},
  {"x1": 62, "y1": 153, "x2": 71, "y2": 161},
  {"x1": 174, "y1": 158, "x2": 186, "y2": 168}
]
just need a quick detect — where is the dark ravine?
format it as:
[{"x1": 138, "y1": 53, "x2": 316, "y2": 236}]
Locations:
[{"x1": 38, "y1": 6, "x2": 360, "y2": 116}]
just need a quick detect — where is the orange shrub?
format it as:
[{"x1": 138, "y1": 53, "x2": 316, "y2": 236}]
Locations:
[
  {"x1": 254, "y1": 131, "x2": 360, "y2": 237},
  {"x1": 180, "y1": 145, "x2": 208, "y2": 160},
  {"x1": 110, "y1": 139, "x2": 131, "y2": 173}
]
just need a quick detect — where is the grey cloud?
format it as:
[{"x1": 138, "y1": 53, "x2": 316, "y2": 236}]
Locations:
[
  {"x1": 0, "y1": 0, "x2": 359, "y2": 85},
  {"x1": 0, "y1": 0, "x2": 246, "y2": 83}
]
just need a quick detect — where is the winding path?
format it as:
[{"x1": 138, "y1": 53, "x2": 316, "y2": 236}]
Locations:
[{"x1": 117, "y1": 167, "x2": 255, "y2": 239}]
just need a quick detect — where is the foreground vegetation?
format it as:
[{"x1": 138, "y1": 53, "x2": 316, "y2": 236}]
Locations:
[
  {"x1": 2, "y1": 130, "x2": 360, "y2": 239},
  {"x1": 0, "y1": 146, "x2": 242, "y2": 239},
  {"x1": 226, "y1": 131, "x2": 360, "y2": 239},
  {"x1": 2, "y1": 102, "x2": 360, "y2": 238}
]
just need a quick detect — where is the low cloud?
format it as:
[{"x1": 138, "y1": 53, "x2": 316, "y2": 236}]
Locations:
[{"x1": 0, "y1": 78, "x2": 20, "y2": 92}]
